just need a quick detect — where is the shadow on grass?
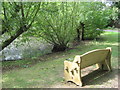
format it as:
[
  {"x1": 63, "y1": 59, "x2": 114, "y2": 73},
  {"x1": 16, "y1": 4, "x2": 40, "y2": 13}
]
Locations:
[{"x1": 82, "y1": 68, "x2": 118, "y2": 86}]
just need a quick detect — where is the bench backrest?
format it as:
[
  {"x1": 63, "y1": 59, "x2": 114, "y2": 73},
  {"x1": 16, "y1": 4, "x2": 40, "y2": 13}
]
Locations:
[{"x1": 75, "y1": 48, "x2": 111, "y2": 69}]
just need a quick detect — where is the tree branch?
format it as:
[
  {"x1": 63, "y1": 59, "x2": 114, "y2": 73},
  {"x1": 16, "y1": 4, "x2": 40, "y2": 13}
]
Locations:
[
  {"x1": 0, "y1": 3, "x2": 41, "y2": 51},
  {"x1": 27, "y1": 3, "x2": 41, "y2": 29},
  {"x1": 25, "y1": 3, "x2": 32, "y2": 18},
  {"x1": 20, "y1": 2, "x2": 25, "y2": 18}
]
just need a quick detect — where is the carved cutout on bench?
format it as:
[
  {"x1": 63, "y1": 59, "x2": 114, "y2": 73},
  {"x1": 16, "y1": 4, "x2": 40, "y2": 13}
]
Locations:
[
  {"x1": 76, "y1": 61, "x2": 80, "y2": 66},
  {"x1": 71, "y1": 70, "x2": 74, "y2": 75},
  {"x1": 74, "y1": 68, "x2": 78, "y2": 73},
  {"x1": 65, "y1": 67, "x2": 69, "y2": 73}
]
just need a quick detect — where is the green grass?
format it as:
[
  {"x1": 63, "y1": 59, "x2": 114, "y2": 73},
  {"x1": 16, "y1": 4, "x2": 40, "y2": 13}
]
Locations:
[{"x1": 2, "y1": 31, "x2": 119, "y2": 88}]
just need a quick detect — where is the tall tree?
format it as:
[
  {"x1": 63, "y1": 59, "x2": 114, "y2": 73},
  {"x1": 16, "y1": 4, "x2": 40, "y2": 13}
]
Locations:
[
  {"x1": 28, "y1": 2, "x2": 79, "y2": 52},
  {"x1": 77, "y1": 2, "x2": 113, "y2": 40},
  {"x1": 0, "y1": 2, "x2": 41, "y2": 51},
  {"x1": 7, "y1": 2, "x2": 115, "y2": 52},
  {"x1": 26, "y1": 2, "x2": 114, "y2": 51}
]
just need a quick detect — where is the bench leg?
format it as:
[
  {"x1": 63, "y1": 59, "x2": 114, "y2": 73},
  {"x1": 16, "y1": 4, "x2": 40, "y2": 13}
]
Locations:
[
  {"x1": 102, "y1": 61, "x2": 109, "y2": 71},
  {"x1": 96, "y1": 63, "x2": 102, "y2": 70},
  {"x1": 96, "y1": 62, "x2": 108, "y2": 70},
  {"x1": 73, "y1": 68, "x2": 83, "y2": 86},
  {"x1": 64, "y1": 61, "x2": 83, "y2": 86},
  {"x1": 96, "y1": 60, "x2": 111, "y2": 71},
  {"x1": 106, "y1": 53, "x2": 112, "y2": 71}
]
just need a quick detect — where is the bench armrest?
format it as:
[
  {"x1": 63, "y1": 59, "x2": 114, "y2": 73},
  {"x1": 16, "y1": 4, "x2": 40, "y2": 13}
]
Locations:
[
  {"x1": 64, "y1": 60, "x2": 80, "y2": 72},
  {"x1": 73, "y1": 55, "x2": 81, "y2": 63}
]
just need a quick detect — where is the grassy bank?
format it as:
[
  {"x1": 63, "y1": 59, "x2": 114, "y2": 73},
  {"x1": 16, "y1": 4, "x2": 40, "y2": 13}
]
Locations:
[{"x1": 2, "y1": 31, "x2": 119, "y2": 88}]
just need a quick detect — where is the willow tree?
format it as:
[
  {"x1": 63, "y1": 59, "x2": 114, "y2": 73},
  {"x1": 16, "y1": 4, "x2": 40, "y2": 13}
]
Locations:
[
  {"x1": 0, "y1": 2, "x2": 41, "y2": 51},
  {"x1": 30, "y1": 2, "x2": 79, "y2": 52}
]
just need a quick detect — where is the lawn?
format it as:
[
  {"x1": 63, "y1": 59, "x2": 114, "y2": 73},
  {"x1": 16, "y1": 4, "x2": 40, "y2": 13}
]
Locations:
[{"x1": 2, "y1": 31, "x2": 119, "y2": 88}]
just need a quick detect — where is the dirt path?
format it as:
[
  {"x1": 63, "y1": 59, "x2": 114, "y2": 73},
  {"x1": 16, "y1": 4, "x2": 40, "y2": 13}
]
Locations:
[{"x1": 103, "y1": 29, "x2": 120, "y2": 32}]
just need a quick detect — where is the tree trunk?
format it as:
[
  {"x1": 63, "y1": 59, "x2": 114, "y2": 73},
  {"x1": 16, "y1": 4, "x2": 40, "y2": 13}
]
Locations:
[
  {"x1": 80, "y1": 22, "x2": 85, "y2": 41},
  {"x1": 76, "y1": 27, "x2": 81, "y2": 42},
  {"x1": 52, "y1": 44, "x2": 67, "y2": 52},
  {"x1": 0, "y1": 25, "x2": 28, "y2": 51}
]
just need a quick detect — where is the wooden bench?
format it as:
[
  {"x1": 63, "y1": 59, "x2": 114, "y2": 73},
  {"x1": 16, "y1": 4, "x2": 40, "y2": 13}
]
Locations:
[{"x1": 64, "y1": 47, "x2": 112, "y2": 86}]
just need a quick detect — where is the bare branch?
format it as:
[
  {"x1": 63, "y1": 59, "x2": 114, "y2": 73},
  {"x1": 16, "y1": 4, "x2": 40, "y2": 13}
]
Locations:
[
  {"x1": 2, "y1": 2, "x2": 7, "y2": 20},
  {"x1": 20, "y1": 2, "x2": 25, "y2": 19},
  {"x1": 26, "y1": 2, "x2": 32, "y2": 18},
  {"x1": 27, "y1": 3, "x2": 41, "y2": 29}
]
